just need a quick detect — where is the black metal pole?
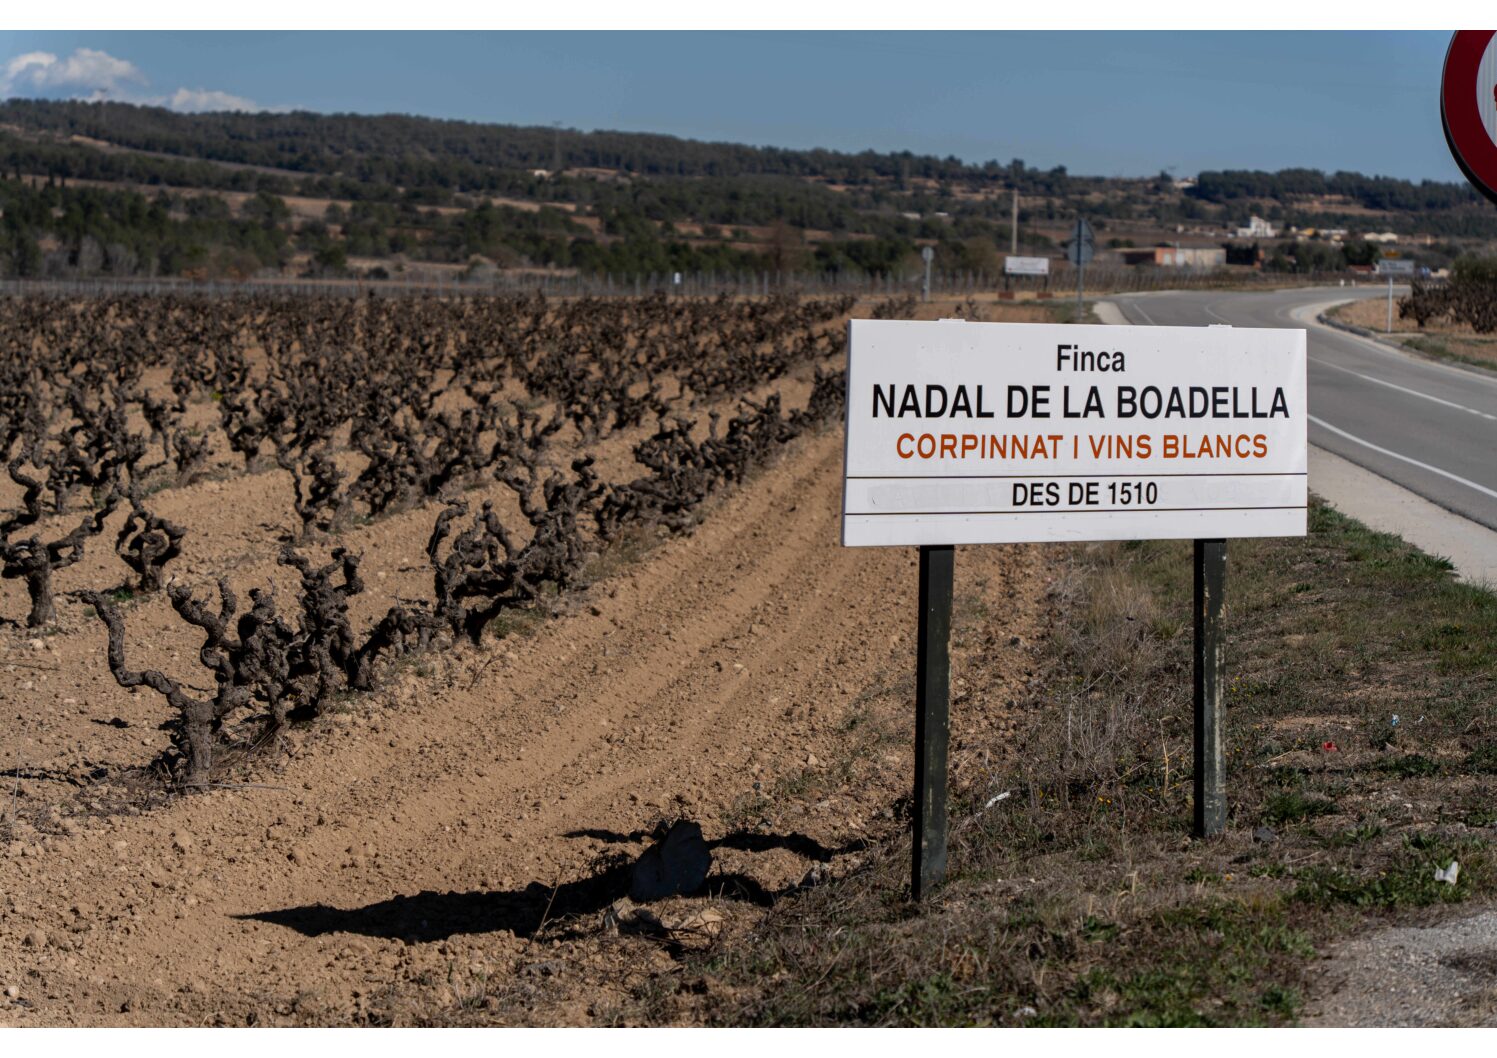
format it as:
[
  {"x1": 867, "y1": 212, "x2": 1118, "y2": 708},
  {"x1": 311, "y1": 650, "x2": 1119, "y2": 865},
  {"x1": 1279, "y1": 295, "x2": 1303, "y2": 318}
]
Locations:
[
  {"x1": 1193, "y1": 539, "x2": 1227, "y2": 838},
  {"x1": 913, "y1": 544, "x2": 954, "y2": 899}
]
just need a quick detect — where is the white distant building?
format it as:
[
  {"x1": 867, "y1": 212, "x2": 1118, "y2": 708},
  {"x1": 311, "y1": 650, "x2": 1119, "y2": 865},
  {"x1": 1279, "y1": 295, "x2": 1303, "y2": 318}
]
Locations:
[
  {"x1": 1235, "y1": 215, "x2": 1277, "y2": 238},
  {"x1": 1363, "y1": 231, "x2": 1400, "y2": 244}
]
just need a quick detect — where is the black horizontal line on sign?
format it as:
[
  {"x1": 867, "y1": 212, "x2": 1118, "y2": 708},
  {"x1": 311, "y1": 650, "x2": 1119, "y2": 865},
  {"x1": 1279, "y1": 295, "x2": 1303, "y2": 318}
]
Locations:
[
  {"x1": 845, "y1": 472, "x2": 1309, "y2": 480},
  {"x1": 845, "y1": 506, "x2": 1309, "y2": 516}
]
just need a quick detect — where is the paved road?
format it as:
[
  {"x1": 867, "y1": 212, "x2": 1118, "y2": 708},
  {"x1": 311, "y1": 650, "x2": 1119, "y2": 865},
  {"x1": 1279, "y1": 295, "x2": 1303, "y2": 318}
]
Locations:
[{"x1": 1110, "y1": 287, "x2": 1497, "y2": 533}]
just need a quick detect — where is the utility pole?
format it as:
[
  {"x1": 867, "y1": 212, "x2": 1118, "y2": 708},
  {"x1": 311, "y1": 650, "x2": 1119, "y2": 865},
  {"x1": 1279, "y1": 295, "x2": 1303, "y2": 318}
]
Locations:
[{"x1": 1011, "y1": 187, "x2": 1019, "y2": 255}]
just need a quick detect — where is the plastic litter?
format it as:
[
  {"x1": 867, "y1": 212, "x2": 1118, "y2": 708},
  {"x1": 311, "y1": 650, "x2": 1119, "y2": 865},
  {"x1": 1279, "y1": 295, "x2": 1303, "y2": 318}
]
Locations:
[
  {"x1": 985, "y1": 791, "x2": 1012, "y2": 809},
  {"x1": 1435, "y1": 861, "x2": 1460, "y2": 886},
  {"x1": 1322, "y1": 741, "x2": 1338, "y2": 753}
]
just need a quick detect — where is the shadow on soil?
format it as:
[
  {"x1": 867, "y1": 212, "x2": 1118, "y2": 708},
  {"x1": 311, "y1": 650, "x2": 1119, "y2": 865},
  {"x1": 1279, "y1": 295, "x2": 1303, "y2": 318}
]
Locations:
[{"x1": 239, "y1": 826, "x2": 869, "y2": 944}]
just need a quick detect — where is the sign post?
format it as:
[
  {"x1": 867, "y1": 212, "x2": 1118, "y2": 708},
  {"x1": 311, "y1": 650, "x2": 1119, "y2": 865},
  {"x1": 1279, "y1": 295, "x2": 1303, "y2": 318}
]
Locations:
[
  {"x1": 1193, "y1": 538, "x2": 1226, "y2": 837},
  {"x1": 1376, "y1": 259, "x2": 1414, "y2": 334},
  {"x1": 913, "y1": 544, "x2": 953, "y2": 899},
  {"x1": 1065, "y1": 218, "x2": 1095, "y2": 317},
  {"x1": 921, "y1": 246, "x2": 935, "y2": 302},
  {"x1": 1004, "y1": 256, "x2": 1050, "y2": 278},
  {"x1": 1004, "y1": 256, "x2": 1049, "y2": 296},
  {"x1": 842, "y1": 318, "x2": 1307, "y2": 894}
]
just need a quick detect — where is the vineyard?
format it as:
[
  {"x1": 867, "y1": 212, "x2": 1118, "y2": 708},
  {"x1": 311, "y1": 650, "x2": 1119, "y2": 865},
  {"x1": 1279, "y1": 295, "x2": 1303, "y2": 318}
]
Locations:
[
  {"x1": 0, "y1": 289, "x2": 901, "y2": 789},
  {"x1": 0, "y1": 288, "x2": 1049, "y2": 1026}
]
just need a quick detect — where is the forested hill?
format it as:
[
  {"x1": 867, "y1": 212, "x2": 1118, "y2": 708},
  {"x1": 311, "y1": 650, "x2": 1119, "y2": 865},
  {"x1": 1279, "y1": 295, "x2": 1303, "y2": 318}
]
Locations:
[
  {"x1": 0, "y1": 97, "x2": 1492, "y2": 282},
  {"x1": 0, "y1": 98, "x2": 1021, "y2": 184},
  {"x1": 3, "y1": 98, "x2": 1477, "y2": 209}
]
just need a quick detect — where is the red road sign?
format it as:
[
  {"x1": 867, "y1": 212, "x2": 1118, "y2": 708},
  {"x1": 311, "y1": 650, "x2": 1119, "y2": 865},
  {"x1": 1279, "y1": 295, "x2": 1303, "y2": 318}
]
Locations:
[{"x1": 1442, "y1": 31, "x2": 1497, "y2": 205}]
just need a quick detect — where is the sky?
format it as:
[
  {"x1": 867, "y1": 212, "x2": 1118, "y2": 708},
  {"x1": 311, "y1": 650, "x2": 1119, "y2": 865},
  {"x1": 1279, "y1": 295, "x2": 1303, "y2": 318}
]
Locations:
[{"x1": 0, "y1": 30, "x2": 1467, "y2": 183}]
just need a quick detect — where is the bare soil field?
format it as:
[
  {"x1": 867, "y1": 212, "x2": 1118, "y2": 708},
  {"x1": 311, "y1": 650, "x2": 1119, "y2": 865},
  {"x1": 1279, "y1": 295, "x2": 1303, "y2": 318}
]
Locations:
[{"x1": 0, "y1": 291, "x2": 1049, "y2": 1025}]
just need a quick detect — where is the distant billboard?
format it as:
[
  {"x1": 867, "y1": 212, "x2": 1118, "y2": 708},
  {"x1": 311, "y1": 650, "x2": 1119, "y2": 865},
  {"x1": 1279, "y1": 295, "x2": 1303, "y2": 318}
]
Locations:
[{"x1": 1004, "y1": 256, "x2": 1050, "y2": 276}]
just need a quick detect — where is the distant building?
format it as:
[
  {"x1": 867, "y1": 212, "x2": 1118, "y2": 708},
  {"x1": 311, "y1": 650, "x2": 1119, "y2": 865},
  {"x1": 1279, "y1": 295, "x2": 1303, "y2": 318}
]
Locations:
[
  {"x1": 1363, "y1": 231, "x2": 1400, "y2": 244},
  {"x1": 1172, "y1": 177, "x2": 1198, "y2": 190},
  {"x1": 1235, "y1": 215, "x2": 1277, "y2": 238},
  {"x1": 1117, "y1": 246, "x2": 1226, "y2": 268}
]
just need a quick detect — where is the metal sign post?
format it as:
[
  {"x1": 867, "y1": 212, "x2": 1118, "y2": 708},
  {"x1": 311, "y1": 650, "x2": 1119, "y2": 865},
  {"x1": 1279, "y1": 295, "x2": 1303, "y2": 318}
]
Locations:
[
  {"x1": 1193, "y1": 539, "x2": 1227, "y2": 837},
  {"x1": 913, "y1": 544, "x2": 953, "y2": 899},
  {"x1": 1376, "y1": 259, "x2": 1413, "y2": 334},
  {"x1": 921, "y1": 246, "x2": 934, "y2": 302},
  {"x1": 1065, "y1": 217, "x2": 1095, "y2": 318}
]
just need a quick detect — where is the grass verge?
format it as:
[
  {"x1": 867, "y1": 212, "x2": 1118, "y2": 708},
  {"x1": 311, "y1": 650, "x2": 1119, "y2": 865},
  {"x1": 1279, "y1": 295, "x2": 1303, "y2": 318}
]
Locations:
[
  {"x1": 1325, "y1": 301, "x2": 1497, "y2": 372},
  {"x1": 619, "y1": 497, "x2": 1496, "y2": 1026}
]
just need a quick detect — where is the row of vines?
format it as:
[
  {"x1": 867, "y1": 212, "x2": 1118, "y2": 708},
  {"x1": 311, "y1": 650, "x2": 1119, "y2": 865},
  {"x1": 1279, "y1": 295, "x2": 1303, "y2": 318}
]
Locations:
[{"x1": 1, "y1": 291, "x2": 913, "y2": 787}]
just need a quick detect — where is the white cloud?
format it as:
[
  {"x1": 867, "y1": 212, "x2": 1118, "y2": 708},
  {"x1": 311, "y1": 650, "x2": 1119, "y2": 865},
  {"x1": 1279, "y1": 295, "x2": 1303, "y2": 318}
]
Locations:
[
  {"x1": 2, "y1": 48, "x2": 148, "y2": 97},
  {"x1": 165, "y1": 87, "x2": 264, "y2": 114},
  {"x1": 1, "y1": 47, "x2": 279, "y2": 114}
]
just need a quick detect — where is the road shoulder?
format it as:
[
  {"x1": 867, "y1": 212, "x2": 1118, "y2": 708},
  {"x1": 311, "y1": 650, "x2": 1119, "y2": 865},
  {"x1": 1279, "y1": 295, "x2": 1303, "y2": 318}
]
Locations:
[{"x1": 1309, "y1": 446, "x2": 1497, "y2": 588}]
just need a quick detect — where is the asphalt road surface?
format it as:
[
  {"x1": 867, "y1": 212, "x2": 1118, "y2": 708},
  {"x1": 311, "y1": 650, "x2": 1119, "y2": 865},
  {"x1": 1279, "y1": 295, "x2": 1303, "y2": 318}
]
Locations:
[{"x1": 1110, "y1": 287, "x2": 1497, "y2": 533}]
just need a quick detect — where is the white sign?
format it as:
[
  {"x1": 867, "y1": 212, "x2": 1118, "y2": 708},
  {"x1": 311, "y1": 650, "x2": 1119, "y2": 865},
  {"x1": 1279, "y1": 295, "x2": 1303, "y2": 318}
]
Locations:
[
  {"x1": 1004, "y1": 256, "x2": 1050, "y2": 276},
  {"x1": 841, "y1": 319, "x2": 1307, "y2": 547},
  {"x1": 1375, "y1": 259, "x2": 1415, "y2": 275}
]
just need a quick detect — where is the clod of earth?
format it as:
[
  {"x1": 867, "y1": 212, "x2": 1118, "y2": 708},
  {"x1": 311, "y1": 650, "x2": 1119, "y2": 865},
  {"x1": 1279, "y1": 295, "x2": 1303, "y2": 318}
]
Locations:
[{"x1": 629, "y1": 820, "x2": 713, "y2": 902}]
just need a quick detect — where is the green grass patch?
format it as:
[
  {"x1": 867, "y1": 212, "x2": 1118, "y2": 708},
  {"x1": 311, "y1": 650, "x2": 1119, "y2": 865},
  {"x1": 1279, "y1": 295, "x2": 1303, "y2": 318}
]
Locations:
[
  {"x1": 1375, "y1": 754, "x2": 1442, "y2": 779},
  {"x1": 1293, "y1": 835, "x2": 1483, "y2": 910},
  {"x1": 1263, "y1": 790, "x2": 1338, "y2": 825}
]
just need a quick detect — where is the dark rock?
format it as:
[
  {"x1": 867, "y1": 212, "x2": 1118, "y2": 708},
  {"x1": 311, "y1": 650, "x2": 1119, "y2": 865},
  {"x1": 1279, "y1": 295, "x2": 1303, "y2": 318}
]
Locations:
[
  {"x1": 629, "y1": 820, "x2": 712, "y2": 902},
  {"x1": 1253, "y1": 826, "x2": 1278, "y2": 844}
]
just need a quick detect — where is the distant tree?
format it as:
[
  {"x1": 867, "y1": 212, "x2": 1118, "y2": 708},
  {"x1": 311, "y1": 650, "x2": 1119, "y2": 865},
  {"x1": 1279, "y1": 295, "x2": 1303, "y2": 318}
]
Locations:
[
  {"x1": 313, "y1": 243, "x2": 347, "y2": 274},
  {"x1": 1341, "y1": 240, "x2": 1381, "y2": 267},
  {"x1": 243, "y1": 190, "x2": 290, "y2": 228},
  {"x1": 764, "y1": 220, "x2": 807, "y2": 273}
]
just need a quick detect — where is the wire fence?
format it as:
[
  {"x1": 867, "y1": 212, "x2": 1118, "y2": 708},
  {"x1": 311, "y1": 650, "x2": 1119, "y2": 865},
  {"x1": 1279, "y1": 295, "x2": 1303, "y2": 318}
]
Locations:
[{"x1": 0, "y1": 267, "x2": 1385, "y2": 301}]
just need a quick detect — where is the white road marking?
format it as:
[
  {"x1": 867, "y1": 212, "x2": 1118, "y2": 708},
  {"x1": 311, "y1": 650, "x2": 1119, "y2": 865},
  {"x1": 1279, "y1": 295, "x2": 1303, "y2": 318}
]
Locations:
[
  {"x1": 1203, "y1": 300, "x2": 1235, "y2": 324},
  {"x1": 1310, "y1": 415, "x2": 1497, "y2": 502},
  {"x1": 1310, "y1": 356, "x2": 1497, "y2": 421},
  {"x1": 1128, "y1": 300, "x2": 1158, "y2": 325}
]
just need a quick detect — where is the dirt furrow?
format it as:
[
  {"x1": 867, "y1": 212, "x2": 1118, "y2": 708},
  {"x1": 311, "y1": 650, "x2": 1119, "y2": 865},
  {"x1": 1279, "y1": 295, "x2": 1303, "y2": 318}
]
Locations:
[{"x1": 1, "y1": 422, "x2": 1042, "y2": 1026}]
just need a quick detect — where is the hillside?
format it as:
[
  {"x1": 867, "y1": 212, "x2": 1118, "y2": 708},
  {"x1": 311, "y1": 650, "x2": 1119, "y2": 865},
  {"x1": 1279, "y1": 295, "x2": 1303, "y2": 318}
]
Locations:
[{"x1": 1, "y1": 99, "x2": 1493, "y2": 283}]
